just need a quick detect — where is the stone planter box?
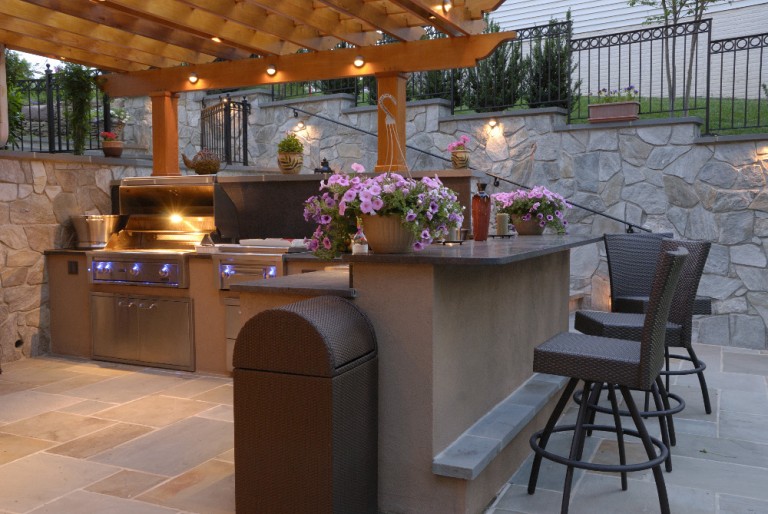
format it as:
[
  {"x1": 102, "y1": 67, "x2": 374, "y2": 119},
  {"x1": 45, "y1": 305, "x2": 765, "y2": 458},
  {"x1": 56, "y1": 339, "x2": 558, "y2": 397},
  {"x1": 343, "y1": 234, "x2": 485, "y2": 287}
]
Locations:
[{"x1": 588, "y1": 101, "x2": 640, "y2": 123}]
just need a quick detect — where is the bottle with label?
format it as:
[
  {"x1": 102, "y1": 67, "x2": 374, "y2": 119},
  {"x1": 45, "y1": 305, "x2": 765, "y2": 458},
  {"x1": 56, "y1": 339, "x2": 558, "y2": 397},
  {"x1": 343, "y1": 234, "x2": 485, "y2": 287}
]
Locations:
[{"x1": 352, "y1": 219, "x2": 369, "y2": 255}]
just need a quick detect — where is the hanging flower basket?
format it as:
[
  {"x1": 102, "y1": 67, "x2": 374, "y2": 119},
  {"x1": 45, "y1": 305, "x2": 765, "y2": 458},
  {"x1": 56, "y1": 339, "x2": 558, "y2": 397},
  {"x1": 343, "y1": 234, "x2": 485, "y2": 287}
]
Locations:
[{"x1": 361, "y1": 214, "x2": 415, "y2": 254}]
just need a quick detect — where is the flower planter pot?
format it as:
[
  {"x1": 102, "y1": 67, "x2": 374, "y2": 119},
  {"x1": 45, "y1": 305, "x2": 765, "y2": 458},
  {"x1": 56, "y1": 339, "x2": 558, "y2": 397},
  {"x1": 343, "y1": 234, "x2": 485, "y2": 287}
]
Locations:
[
  {"x1": 451, "y1": 149, "x2": 470, "y2": 169},
  {"x1": 101, "y1": 141, "x2": 123, "y2": 158},
  {"x1": 277, "y1": 152, "x2": 303, "y2": 174},
  {"x1": 511, "y1": 215, "x2": 545, "y2": 235},
  {"x1": 361, "y1": 214, "x2": 414, "y2": 254},
  {"x1": 588, "y1": 101, "x2": 640, "y2": 123}
]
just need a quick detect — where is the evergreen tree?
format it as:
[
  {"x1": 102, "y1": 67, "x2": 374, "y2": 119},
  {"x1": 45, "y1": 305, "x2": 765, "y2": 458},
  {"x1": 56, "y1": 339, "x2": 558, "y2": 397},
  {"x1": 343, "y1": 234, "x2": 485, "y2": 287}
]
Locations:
[
  {"x1": 463, "y1": 16, "x2": 523, "y2": 112},
  {"x1": 523, "y1": 11, "x2": 580, "y2": 111}
]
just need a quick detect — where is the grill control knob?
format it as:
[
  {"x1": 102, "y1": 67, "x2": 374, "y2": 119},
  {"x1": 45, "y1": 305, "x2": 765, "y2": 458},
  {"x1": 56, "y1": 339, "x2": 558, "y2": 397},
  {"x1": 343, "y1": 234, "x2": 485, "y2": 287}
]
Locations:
[
  {"x1": 129, "y1": 263, "x2": 141, "y2": 277},
  {"x1": 96, "y1": 262, "x2": 112, "y2": 275},
  {"x1": 159, "y1": 264, "x2": 171, "y2": 279}
]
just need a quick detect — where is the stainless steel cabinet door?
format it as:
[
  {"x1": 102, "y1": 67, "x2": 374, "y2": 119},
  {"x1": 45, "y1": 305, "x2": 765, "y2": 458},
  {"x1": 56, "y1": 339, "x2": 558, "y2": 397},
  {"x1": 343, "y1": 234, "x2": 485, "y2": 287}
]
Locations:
[
  {"x1": 136, "y1": 297, "x2": 194, "y2": 369},
  {"x1": 91, "y1": 293, "x2": 139, "y2": 361}
]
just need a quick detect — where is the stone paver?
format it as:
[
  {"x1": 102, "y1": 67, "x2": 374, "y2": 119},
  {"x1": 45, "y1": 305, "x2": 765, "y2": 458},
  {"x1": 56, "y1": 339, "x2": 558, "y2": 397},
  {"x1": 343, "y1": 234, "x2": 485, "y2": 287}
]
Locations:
[{"x1": 486, "y1": 343, "x2": 768, "y2": 513}]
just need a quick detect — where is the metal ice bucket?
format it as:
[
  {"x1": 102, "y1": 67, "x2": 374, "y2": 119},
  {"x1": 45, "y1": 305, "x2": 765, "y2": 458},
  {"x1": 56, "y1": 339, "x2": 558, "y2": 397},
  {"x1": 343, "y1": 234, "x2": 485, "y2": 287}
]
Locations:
[{"x1": 71, "y1": 214, "x2": 122, "y2": 249}]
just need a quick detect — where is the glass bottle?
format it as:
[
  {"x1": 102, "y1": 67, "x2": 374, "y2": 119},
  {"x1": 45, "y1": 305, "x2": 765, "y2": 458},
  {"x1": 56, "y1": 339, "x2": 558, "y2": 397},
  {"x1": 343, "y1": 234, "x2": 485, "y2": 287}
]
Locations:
[
  {"x1": 352, "y1": 218, "x2": 369, "y2": 255},
  {"x1": 472, "y1": 182, "x2": 491, "y2": 242}
]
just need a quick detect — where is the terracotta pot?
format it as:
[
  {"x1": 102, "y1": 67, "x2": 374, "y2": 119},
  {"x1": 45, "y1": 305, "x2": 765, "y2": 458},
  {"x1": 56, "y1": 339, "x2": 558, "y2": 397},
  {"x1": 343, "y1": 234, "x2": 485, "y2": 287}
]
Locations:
[
  {"x1": 588, "y1": 101, "x2": 640, "y2": 123},
  {"x1": 277, "y1": 152, "x2": 303, "y2": 174},
  {"x1": 451, "y1": 149, "x2": 469, "y2": 169},
  {"x1": 361, "y1": 214, "x2": 415, "y2": 253},
  {"x1": 511, "y1": 215, "x2": 545, "y2": 235},
  {"x1": 101, "y1": 140, "x2": 123, "y2": 158}
]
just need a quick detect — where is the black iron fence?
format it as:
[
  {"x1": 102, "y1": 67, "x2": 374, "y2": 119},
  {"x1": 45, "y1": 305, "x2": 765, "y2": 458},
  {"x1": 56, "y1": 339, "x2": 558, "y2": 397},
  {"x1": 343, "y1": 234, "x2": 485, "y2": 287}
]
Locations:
[
  {"x1": 7, "y1": 65, "x2": 107, "y2": 153},
  {"x1": 200, "y1": 95, "x2": 250, "y2": 166},
  {"x1": 569, "y1": 19, "x2": 711, "y2": 123},
  {"x1": 707, "y1": 31, "x2": 768, "y2": 134},
  {"x1": 270, "y1": 21, "x2": 574, "y2": 115},
  {"x1": 6, "y1": 18, "x2": 768, "y2": 155},
  {"x1": 270, "y1": 19, "x2": 767, "y2": 135}
]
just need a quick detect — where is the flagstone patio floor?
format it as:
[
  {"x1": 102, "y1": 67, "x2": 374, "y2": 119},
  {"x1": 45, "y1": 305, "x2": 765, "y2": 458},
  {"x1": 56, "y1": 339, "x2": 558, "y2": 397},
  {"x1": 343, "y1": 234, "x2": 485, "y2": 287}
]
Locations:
[{"x1": 0, "y1": 339, "x2": 766, "y2": 513}]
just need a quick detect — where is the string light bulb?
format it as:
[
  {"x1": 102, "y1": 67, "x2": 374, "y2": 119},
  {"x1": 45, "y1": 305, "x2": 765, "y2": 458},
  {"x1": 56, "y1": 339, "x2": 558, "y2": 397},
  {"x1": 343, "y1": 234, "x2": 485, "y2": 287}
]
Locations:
[
  {"x1": 266, "y1": 64, "x2": 277, "y2": 76},
  {"x1": 188, "y1": 72, "x2": 199, "y2": 84},
  {"x1": 353, "y1": 55, "x2": 365, "y2": 68}
]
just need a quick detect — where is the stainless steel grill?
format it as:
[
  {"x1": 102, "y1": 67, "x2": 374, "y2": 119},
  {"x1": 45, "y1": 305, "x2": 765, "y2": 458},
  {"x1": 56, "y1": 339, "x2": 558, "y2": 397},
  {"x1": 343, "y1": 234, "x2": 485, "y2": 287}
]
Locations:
[{"x1": 87, "y1": 176, "x2": 216, "y2": 289}]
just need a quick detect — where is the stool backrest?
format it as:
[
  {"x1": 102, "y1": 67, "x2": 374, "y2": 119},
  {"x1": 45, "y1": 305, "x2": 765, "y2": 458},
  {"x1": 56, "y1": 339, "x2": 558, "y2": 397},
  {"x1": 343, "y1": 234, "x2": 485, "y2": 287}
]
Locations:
[
  {"x1": 605, "y1": 232, "x2": 673, "y2": 307},
  {"x1": 661, "y1": 239, "x2": 711, "y2": 346},
  {"x1": 639, "y1": 247, "x2": 688, "y2": 389}
]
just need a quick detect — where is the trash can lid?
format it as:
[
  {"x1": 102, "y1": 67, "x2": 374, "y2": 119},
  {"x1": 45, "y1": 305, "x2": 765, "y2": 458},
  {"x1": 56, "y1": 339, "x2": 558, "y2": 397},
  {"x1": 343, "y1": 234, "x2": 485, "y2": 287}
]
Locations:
[{"x1": 233, "y1": 296, "x2": 377, "y2": 377}]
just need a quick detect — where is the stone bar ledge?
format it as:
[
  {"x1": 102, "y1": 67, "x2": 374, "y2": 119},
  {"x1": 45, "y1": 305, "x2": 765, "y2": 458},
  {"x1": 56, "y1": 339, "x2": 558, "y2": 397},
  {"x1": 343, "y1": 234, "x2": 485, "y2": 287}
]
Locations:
[{"x1": 432, "y1": 373, "x2": 567, "y2": 480}]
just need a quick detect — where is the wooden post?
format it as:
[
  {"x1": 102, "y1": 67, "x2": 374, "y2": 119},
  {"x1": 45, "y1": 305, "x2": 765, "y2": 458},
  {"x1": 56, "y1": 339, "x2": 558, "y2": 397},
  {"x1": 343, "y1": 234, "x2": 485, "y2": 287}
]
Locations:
[
  {"x1": 149, "y1": 91, "x2": 180, "y2": 176},
  {"x1": 374, "y1": 72, "x2": 408, "y2": 173}
]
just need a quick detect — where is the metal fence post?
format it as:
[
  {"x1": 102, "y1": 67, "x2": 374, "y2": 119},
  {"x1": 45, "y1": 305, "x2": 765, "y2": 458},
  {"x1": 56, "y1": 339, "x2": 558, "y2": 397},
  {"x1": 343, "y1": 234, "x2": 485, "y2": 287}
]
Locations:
[
  {"x1": 224, "y1": 94, "x2": 232, "y2": 165},
  {"x1": 705, "y1": 27, "x2": 713, "y2": 135},
  {"x1": 242, "y1": 98, "x2": 249, "y2": 166},
  {"x1": 103, "y1": 94, "x2": 112, "y2": 135},
  {"x1": 45, "y1": 65, "x2": 55, "y2": 153}
]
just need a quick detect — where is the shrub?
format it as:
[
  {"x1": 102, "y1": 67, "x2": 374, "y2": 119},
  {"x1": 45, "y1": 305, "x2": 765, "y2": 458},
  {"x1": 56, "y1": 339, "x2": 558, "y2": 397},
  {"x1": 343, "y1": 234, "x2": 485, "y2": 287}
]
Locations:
[
  {"x1": 523, "y1": 12, "x2": 580, "y2": 111},
  {"x1": 463, "y1": 16, "x2": 524, "y2": 112}
]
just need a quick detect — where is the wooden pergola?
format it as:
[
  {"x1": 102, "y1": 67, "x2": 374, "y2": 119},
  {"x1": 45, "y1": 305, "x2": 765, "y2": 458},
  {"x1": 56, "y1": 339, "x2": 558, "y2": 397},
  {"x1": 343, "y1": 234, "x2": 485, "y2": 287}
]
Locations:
[{"x1": 0, "y1": 0, "x2": 516, "y2": 174}]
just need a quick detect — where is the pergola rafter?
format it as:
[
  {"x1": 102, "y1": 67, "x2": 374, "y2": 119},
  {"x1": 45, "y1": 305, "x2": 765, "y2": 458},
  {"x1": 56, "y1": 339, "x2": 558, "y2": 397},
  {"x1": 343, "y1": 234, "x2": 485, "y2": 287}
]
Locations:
[{"x1": 0, "y1": 0, "x2": 515, "y2": 175}]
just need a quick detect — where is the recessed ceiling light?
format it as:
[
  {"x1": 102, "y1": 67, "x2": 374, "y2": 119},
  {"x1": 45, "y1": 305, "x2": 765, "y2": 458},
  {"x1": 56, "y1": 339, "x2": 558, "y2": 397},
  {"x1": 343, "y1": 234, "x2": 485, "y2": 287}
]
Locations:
[
  {"x1": 353, "y1": 55, "x2": 365, "y2": 68},
  {"x1": 211, "y1": 37, "x2": 221, "y2": 43},
  {"x1": 266, "y1": 64, "x2": 277, "y2": 76},
  {"x1": 188, "y1": 72, "x2": 199, "y2": 84}
]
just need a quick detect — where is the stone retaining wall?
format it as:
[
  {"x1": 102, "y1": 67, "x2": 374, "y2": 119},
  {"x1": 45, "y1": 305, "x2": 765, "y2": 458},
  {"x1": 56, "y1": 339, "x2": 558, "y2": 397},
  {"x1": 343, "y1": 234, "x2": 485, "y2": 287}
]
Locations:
[
  {"x1": 1, "y1": 93, "x2": 766, "y2": 363},
  {"x1": 0, "y1": 153, "x2": 150, "y2": 361}
]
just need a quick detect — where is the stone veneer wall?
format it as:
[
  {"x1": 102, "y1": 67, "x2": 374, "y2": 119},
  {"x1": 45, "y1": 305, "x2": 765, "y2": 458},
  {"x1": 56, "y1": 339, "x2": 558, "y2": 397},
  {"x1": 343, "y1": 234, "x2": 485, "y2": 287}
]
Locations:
[
  {"x1": 1, "y1": 92, "x2": 766, "y2": 365},
  {"x1": 0, "y1": 153, "x2": 151, "y2": 362},
  {"x1": 173, "y1": 90, "x2": 764, "y2": 349}
]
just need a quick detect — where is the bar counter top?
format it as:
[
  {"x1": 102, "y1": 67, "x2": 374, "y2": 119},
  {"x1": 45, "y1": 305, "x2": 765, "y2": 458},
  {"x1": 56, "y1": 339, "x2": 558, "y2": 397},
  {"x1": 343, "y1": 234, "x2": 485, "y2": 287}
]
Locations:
[{"x1": 344, "y1": 234, "x2": 601, "y2": 265}]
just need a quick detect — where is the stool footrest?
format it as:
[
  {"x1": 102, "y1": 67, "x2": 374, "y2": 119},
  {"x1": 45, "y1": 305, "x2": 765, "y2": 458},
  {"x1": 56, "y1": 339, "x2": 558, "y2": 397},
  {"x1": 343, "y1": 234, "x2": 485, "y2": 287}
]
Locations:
[{"x1": 530, "y1": 423, "x2": 669, "y2": 473}]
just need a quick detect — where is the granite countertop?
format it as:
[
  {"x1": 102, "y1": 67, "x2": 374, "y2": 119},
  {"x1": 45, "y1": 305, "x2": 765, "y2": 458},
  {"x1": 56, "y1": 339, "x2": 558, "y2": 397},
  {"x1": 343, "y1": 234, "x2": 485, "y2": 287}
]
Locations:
[
  {"x1": 343, "y1": 234, "x2": 601, "y2": 265},
  {"x1": 231, "y1": 268, "x2": 354, "y2": 298}
]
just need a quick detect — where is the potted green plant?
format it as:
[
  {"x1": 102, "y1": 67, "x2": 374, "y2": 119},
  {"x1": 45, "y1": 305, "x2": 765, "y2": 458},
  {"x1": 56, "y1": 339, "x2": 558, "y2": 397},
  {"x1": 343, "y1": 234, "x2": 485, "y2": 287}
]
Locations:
[
  {"x1": 303, "y1": 164, "x2": 464, "y2": 258},
  {"x1": 277, "y1": 132, "x2": 304, "y2": 174},
  {"x1": 492, "y1": 186, "x2": 571, "y2": 235},
  {"x1": 588, "y1": 85, "x2": 640, "y2": 123},
  {"x1": 58, "y1": 63, "x2": 96, "y2": 155}
]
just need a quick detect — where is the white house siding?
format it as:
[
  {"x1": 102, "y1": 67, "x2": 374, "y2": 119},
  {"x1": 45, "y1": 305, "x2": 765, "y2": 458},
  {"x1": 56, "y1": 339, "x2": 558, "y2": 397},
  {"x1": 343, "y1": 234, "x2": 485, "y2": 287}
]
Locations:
[
  {"x1": 492, "y1": 0, "x2": 768, "y2": 38},
  {"x1": 493, "y1": 2, "x2": 768, "y2": 102}
]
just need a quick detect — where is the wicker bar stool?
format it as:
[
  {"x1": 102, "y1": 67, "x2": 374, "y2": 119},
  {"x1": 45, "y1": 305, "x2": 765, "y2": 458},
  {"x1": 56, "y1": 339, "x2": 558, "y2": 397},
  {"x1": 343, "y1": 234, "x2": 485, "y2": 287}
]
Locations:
[
  {"x1": 606, "y1": 232, "x2": 711, "y2": 317},
  {"x1": 528, "y1": 248, "x2": 688, "y2": 514},
  {"x1": 578, "y1": 239, "x2": 712, "y2": 414}
]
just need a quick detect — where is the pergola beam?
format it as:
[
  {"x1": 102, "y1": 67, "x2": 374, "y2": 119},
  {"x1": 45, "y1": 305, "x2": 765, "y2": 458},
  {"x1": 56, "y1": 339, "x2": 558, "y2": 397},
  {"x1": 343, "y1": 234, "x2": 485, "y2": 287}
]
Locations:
[{"x1": 101, "y1": 31, "x2": 517, "y2": 97}]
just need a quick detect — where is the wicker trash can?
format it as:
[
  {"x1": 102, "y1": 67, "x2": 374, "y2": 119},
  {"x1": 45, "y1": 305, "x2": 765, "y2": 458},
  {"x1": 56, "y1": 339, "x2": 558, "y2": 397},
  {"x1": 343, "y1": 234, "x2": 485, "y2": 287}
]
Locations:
[{"x1": 233, "y1": 296, "x2": 378, "y2": 514}]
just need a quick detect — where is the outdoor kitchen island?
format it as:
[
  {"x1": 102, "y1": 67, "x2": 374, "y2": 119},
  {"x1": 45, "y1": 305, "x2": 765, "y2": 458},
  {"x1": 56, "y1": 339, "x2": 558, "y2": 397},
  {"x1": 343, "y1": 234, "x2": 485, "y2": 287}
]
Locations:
[{"x1": 233, "y1": 234, "x2": 600, "y2": 514}]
